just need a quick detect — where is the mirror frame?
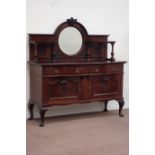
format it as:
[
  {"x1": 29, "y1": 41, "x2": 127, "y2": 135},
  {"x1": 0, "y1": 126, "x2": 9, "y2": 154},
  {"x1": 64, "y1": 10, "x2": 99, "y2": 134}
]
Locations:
[
  {"x1": 58, "y1": 27, "x2": 83, "y2": 56},
  {"x1": 54, "y1": 17, "x2": 88, "y2": 60}
]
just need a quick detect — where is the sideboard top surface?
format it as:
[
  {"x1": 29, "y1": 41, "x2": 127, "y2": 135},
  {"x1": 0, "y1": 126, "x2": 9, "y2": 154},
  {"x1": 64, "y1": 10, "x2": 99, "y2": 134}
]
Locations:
[{"x1": 28, "y1": 60, "x2": 127, "y2": 66}]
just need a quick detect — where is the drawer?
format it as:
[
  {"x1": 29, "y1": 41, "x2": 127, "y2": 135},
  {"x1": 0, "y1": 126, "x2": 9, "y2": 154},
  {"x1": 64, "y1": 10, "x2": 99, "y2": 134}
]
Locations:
[
  {"x1": 44, "y1": 64, "x2": 122, "y2": 75},
  {"x1": 64, "y1": 66, "x2": 88, "y2": 75},
  {"x1": 89, "y1": 64, "x2": 122, "y2": 74},
  {"x1": 44, "y1": 67, "x2": 64, "y2": 75},
  {"x1": 105, "y1": 64, "x2": 122, "y2": 73},
  {"x1": 44, "y1": 66, "x2": 88, "y2": 75}
]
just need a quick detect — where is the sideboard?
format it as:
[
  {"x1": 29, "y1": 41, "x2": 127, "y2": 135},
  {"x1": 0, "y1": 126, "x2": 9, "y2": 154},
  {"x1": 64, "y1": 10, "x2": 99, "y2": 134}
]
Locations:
[{"x1": 28, "y1": 17, "x2": 126, "y2": 127}]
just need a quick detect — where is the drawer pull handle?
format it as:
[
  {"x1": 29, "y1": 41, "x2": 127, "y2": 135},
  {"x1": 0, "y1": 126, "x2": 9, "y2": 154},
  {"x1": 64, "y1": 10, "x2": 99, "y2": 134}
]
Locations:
[
  {"x1": 75, "y1": 69, "x2": 80, "y2": 73},
  {"x1": 95, "y1": 68, "x2": 99, "y2": 72},
  {"x1": 59, "y1": 79, "x2": 67, "y2": 85},
  {"x1": 54, "y1": 69, "x2": 59, "y2": 73},
  {"x1": 101, "y1": 78, "x2": 109, "y2": 83},
  {"x1": 112, "y1": 67, "x2": 116, "y2": 71}
]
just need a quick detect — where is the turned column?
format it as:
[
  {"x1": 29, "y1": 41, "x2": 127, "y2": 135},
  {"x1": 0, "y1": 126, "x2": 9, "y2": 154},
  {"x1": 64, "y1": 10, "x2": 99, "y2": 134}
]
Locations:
[
  {"x1": 30, "y1": 41, "x2": 38, "y2": 62},
  {"x1": 110, "y1": 41, "x2": 115, "y2": 62}
]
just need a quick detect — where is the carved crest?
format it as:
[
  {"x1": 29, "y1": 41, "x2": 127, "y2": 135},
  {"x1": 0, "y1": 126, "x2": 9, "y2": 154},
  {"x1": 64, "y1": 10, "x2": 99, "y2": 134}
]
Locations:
[{"x1": 66, "y1": 17, "x2": 77, "y2": 26}]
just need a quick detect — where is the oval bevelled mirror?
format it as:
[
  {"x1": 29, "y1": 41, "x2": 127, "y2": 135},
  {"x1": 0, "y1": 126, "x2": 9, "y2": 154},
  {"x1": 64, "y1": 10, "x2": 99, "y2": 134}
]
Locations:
[{"x1": 58, "y1": 27, "x2": 83, "y2": 56}]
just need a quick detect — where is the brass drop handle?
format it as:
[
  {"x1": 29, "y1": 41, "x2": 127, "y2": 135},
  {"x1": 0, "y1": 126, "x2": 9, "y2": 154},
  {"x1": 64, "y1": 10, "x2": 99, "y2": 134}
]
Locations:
[
  {"x1": 54, "y1": 69, "x2": 59, "y2": 73},
  {"x1": 112, "y1": 67, "x2": 116, "y2": 72},
  {"x1": 101, "y1": 78, "x2": 109, "y2": 83},
  {"x1": 75, "y1": 69, "x2": 80, "y2": 73},
  {"x1": 59, "y1": 79, "x2": 67, "y2": 85},
  {"x1": 95, "y1": 68, "x2": 99, "y2": 72}
]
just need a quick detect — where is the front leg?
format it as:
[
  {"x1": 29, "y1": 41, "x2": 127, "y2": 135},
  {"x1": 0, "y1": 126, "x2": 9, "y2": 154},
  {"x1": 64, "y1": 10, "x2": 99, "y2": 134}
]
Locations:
[
  {"x1": 28, "y1": 102, "x2": 34, "y2": 120},
  {"x1": 118, "y1": 100, "x2": 125, "y2": 117},
  {"x1": 104, "y1": 100, "x2": 108, "y2": 112},
  {"x1": 39, "y1": 109, "x2": 47, "y2": 127}
]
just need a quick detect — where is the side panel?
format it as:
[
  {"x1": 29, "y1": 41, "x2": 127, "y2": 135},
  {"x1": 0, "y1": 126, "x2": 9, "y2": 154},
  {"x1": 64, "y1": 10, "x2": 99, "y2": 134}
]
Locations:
[{"x1": 30, "y1": 65, "x2": 42, "y2": 103}]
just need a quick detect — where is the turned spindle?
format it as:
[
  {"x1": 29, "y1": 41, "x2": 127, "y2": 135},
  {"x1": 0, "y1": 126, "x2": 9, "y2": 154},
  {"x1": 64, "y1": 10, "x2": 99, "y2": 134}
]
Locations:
[
  {"x1": 111, "y1": 41, "x2": 115, "y2": 61},
  {"x1": 34, "y1": 43, "x2": 38, "y2": 62}
]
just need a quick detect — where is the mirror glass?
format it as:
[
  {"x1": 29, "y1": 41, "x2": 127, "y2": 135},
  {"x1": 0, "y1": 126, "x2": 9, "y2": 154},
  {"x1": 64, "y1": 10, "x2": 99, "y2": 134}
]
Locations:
[{"x1": 58, "y1": 27, "x2": 83, "y2": 56}]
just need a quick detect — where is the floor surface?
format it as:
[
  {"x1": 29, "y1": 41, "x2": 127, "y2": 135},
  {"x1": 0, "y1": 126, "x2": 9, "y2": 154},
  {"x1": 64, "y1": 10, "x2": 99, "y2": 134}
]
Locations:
[{"x1": 27, "y1": 109, "x2": 129, "y2": 155}]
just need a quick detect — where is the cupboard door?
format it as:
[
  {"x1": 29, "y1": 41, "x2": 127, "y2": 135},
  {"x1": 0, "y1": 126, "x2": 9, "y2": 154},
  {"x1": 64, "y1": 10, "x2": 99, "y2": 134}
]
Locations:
[
  {"x1": 43, "y1": 77, "x2": 82, "y2": 105},
  {"x1": 89, "y1": 74, "x2": 122, "y2": 100}
]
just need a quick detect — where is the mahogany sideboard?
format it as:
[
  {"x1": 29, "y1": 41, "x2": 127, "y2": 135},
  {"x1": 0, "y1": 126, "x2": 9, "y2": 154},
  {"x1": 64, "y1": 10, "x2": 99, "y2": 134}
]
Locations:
[{"x1": 28, "y1": 18, "x2": 126, "y2": 127}]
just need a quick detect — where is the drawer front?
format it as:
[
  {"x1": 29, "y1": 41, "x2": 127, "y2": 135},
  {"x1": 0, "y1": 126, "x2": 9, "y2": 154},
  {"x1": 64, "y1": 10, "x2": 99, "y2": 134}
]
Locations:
[
  {"x1": 44, "y1": 66, "x2": 88, "y2": 75},
  {"x1": 64, "y1": 66, "x2": 88, "y2": 75},
  {"x1": 44, "y1": 67, "x2": 64, "y2": 75},
  {"x1": 89, "y1": 74, "x2": 122, "y2": 99},
  {"x1": 44, "y1": 64, "x2": 122, "y2": 76},
  {"x1": 105, "y1": 64, "x2": 122, "y2": 73},
  {"x1": 89, "y1": 64, "x2": 122, "y2": 74},
  {"x1": 43, "y1": 77, "x2": 82, "y2": 105}
]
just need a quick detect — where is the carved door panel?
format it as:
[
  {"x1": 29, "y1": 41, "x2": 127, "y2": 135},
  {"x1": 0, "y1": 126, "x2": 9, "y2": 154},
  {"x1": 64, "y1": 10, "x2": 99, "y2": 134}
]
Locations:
[
  {"x1": 89, "y1": 74, "x2": 122, "y2": 100},
  {"x1": 43, "y1": 77, "x2": 82, "y2": 105}
]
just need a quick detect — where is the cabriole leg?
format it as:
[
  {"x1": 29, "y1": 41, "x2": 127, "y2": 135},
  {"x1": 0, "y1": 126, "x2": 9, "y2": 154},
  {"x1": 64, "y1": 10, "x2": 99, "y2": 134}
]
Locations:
[
  {"x1": 118, "y1": 100, "x2": 125, "y2": 117},
  {"x1": 39, "y1": 109, "x2": 47, "y2": 127},
  {"x1": 104, "y1": 100, "x2": 108, "y2": 112},
  {"x1": 28, "y1": 102, "x2": 34, "y2": 120}
]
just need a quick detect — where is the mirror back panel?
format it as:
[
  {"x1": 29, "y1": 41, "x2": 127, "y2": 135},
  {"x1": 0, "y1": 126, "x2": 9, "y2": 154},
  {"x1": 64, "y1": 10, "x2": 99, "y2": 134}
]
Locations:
[{"x1": 29, "y1": 18, "x2": 110, "y2": 63}]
